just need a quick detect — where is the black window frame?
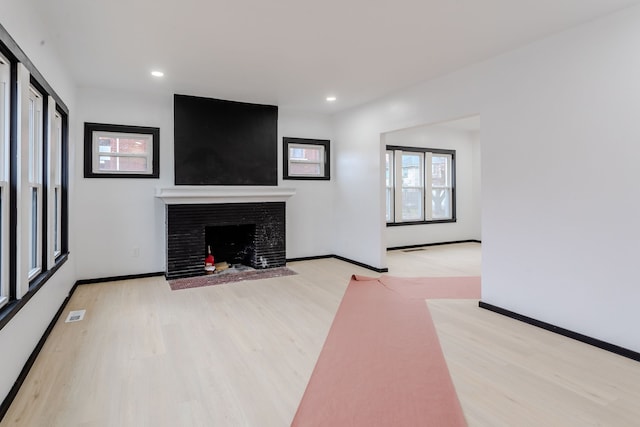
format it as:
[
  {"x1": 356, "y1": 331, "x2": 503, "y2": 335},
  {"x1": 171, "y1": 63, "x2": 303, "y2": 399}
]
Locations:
[
  {"x1": 84, "y1": 122, "x2": 160, "y2": 179},
  {"x1": 0, "y1": 22, "x2": 70, "y2": 331},
  {"x1": 386, "y1": 145, "x2": 457, "y2": 226},
  {"x1": 283, "y1": 137, "x2": 330, "y2": 181}
]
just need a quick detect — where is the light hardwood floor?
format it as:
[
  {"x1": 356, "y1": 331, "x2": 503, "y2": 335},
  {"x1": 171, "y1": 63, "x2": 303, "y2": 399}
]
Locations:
[{"x1": 3, "y1": 242, "x2": 640, "y2": 426}]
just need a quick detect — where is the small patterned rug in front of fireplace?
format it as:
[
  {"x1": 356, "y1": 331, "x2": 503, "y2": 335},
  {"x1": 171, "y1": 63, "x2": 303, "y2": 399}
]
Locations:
[{"x1": 168, "y1": 266, "x2": 297, "y2": 291}]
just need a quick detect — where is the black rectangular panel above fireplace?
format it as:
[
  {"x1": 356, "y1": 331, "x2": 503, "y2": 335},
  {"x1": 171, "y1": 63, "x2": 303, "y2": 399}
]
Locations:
[
  {"x1": 173, "y1": 94, "x2": 278, "y2": 186},
  {"x1": 166, "y1": 203, "x2": 285, "y2": 279}
]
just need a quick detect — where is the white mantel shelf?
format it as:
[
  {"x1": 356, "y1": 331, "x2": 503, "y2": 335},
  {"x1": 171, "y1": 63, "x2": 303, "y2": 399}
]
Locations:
[{"x1": 155, "y1": 186, "x2": 296, "y2": 204}]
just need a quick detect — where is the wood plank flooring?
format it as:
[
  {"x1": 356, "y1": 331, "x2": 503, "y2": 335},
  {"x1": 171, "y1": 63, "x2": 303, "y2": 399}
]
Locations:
[{"x1": 3, "y1": 242, "x2": 640, "y2": 426}]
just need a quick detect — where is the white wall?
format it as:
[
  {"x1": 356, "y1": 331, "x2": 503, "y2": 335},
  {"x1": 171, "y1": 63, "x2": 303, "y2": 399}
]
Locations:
[
  {"x1": 471, "y1": 130, "x2": 481, "y2": 240},
  {"x1": 278, "y1": 109, "x2": 334, "y2": 258},
  {"x1": 74, "y1": 91, "x2": 336, "y2": 279},
  {"x1": 74, "y1": 87, "x2": 172, "y2": 280},
  {"x1": 0, "y1": 0, "x2": 78, "y2": 404},
  {"x1": 384, "y1": 124, "x2": 481, "y2": 248},
  {"x1": 332, "y1": 110, "x2": 389, "y2": 268},
  {"x1": 332, "y1": 5, "x2": 640, "y2": 352}
]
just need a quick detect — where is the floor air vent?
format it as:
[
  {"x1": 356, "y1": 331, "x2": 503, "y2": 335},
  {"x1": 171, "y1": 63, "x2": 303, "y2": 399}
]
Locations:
[{"x1": 65, "y1": 309, "x2": 86, "y2": 323}]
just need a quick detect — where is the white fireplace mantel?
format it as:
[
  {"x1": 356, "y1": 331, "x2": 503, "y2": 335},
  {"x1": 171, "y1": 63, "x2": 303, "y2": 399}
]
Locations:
[{"x1": 155, "y1": 186, "x2": 296, "y2": 204}]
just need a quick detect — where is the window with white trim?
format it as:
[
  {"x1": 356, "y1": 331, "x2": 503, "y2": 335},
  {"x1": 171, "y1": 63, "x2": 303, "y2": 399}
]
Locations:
[
  {"x1": 52, "y1": 111, "x2": 63, "y2": 257},
  {"x1": 0, "y1": 25, "x2": 70, "y2": 331},
  {"x1": 386, "y1": 146, "x2": 456, "y2": 225},
  {"x1": 0, "y1": 53, "x2": 9, "y2": 307},
  {"x1": 283, "y1": 137, "x2": 330, "y2": 180},
  {"x1": 94, "y1": 131, "x2": 152, "y2": 173},
  {"x1": 399, "y1": 151, "x2": 424, "y2": 221},
  {"x1": 28, "y1": 86, "x2": 43, "y2": 279},
  {"x1": 385, "y1": 151, "x2": 394, "y2": 222},
  {"x1": 84, "y1": 122, "x2": 160, "y2": 178},
  {"x1": 431, "y1": 153, "x2": 454, "y2": 220}
]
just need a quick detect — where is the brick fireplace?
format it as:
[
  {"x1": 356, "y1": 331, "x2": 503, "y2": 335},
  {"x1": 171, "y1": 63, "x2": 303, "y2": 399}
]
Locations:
[{"x1": 156, "y1": 187, "x2": 295, "y2": 280}]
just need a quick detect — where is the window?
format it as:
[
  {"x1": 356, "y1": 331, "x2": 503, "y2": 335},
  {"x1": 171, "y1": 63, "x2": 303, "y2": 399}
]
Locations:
[
  {"x1": 50, "y1": 111, "x2": 63, "y2": 258},
  {"x1": 385, "y1": 151, "x2": 394, "y2": 222},
  {"x1": 0, "y1": 53, "x2": 9, "y2": 308},
  {"x1": 283, "y1": 137, "x2": 330, "y2": 180},
  {"x1": 386, "y1": 146, "x2": 456, "y2": 225},
  {"x1": 84, "y1": 123, "x2": 160, "y2": 178},
  {"x1": 0, "y1": 30, "x2": 70, "y2": 330},
  {"x1": 400, "y1": 152, "x2": 424, "y2": 221},
  {"x1": 28, "y1": 86, "x2": 43, "y2": 279},
  {"x1": 431, "y1": 153, "x2": 453, "y2": 220}
]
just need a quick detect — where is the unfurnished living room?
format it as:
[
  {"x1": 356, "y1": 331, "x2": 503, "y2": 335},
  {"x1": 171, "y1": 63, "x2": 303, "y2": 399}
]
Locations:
[{"x1": 2, "y1": 1, "x2": 640, "y2": 426}]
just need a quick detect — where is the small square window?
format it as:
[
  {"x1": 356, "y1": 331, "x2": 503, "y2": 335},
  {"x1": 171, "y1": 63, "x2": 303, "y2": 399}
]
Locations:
[
  {"x1": 283, "y1": 137, "x2": 330, "y2": 180},
  {"x1": 84, "y1": 123, "x2": 159, "y2": 178}
]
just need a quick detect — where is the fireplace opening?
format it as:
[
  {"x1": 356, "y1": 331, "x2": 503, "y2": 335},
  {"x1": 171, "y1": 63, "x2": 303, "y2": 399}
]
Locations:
[{"x1": 205, "y1": 224, "x2": 257, "y2": 268}]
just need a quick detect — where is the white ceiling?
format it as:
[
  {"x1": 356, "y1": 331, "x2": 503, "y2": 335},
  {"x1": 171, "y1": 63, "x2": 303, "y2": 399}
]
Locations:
[{"x1": 32, "y1": 0, "x2": 638, "y2": 113}]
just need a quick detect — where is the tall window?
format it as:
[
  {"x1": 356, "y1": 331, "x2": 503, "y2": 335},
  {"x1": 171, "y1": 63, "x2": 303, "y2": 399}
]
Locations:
[
  {"x1": 52, "y1": 111, "x2": 62, "y2": 257},
  {"x1": 385, "y1": 151, "x2": 394, "y2": 222},
  {"x1": 431, "y1": 154, "x2": 453, "y2": 220},
  {"x1": 28, "y1": 86, "x2": 43, "y2": 279},
  {"x1": 386, "y1": 147, "x2": 456, "y2": 225},
  {"x1": 401, "y1": 152, "x2": 424, "y2": 221},
  {"x1": 0, "y1": 53, "x2": 9, "y2": 307},
  {"x1": 0, "y1": 27, "x2": 70, "y2": 330}
]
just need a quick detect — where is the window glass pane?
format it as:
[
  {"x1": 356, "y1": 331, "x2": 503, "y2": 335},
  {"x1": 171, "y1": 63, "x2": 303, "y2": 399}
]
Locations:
[
  {"x1": 290, "y1": 146, "x2": 323, "y2": 162},
  {"x1": 0, "y1": 60, "x2": 7, "y2": 180},
  {"x1": 28, "y1": 98, "x2": 35, "y2": 180},
  {"x1": 55, "y1": 114, "x2": 62, "y2": 184},
  {"x1": 98, "y1": 135, "x2": 150, "y2": 154},
  {"x1": 386, "y1": 188, "x2": 393, "y2": 222},
  {"x1": 401, "y1": 153, "x2": 424, "y2": 221},
  {"x1": 31, "y1": 188, "x2": 38, "y2": 269},
  {"x1": 288, "y1": 143, "x2": 325, "y2": 176},
  {"x1": 385, "y1": 152, "x2": 392, "y2": 187},
  {"x1": 289, "y1": 163, "x2": 321, "y2": 176},
  {"x1": 54, "y1": 188, "x2": 59, "y2": 253},
  {"x1": 402, "y1": 153, "x2": 422, "y2": 187},
  {"x1": 98, "y1": 156, "x2": 148, "y2": 172},
  {"x1": 432, "y1": 189, "x2": 451, "y2": 219},
  {"x1": 28, "y1": 88, "x2": 42, "y2": 184},
  {"x1": 432, "y1": 155, "x2": 450, "y2": 187},
  {"x1": 0, "y1": 56, "x2": 7, "y2": 303},
  {"x1": 290, "y1": 148, "x2": 305, "y2": 159},
  {"x1": 98, "y1": 137, "x2": 114, "y2": 153},
  {"x1": 402, "y1": 188, "x2": 423, "y2": 220}
]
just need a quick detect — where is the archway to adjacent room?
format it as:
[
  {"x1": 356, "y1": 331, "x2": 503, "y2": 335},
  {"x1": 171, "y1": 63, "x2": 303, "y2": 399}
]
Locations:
[{"x1": 381, "y1": 115, "x2": 481, "y2": 271}]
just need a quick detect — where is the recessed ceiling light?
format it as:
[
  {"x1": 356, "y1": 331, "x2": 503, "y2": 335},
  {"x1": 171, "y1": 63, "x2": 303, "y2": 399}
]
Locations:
[
  {"x1": 326, "y1": 96, "x2": 337, "y2": 102},
  {"x1": 151, "y1": 70, "x2": 164, "y2": 77}
]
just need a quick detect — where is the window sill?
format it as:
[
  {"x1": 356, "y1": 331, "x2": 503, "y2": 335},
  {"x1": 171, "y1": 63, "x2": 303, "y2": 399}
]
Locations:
[
  {"x1": 0, "y1": 252, "x2": 69, "y2": 331},
  {"x1": 283, "y1": 176, "x2": 331, "y2": 181},
  {"x1": 387, "y1": 219, "x2": 457, "y2": 227}
]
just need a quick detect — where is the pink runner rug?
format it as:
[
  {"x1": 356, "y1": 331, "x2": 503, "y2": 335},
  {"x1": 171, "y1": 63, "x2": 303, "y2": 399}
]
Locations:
[{"x1": 291, "y1": 275, "x2": 481, "y2": 427}]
